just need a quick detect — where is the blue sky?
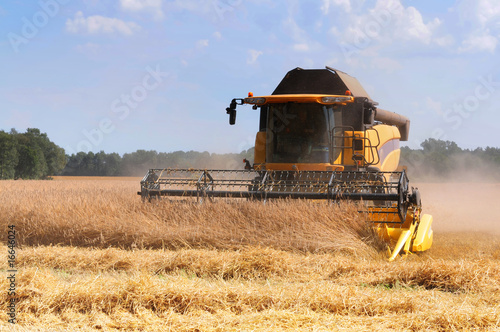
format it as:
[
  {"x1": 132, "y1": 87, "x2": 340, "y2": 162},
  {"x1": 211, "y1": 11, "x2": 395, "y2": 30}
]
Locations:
[{"x1": 1, "y1": 0, "x2": 499, "y2": 155}]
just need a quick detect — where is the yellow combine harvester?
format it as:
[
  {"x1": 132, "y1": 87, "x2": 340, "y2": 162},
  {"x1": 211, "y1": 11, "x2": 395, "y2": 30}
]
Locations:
[{"x1": 139, "y1": 67, "x2": 433, "y2": 260}]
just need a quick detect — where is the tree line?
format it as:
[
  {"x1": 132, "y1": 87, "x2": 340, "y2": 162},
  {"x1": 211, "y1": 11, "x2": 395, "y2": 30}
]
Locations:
[
  {"x1": 63, "y1": 149, "x2": 255, "y2": 176},
  {"x1": 1, "y1": 128, "x2": 499, "y2": 180},
  {"x1": 0, "y1": 128, "x2": 66, "y2": 179}
]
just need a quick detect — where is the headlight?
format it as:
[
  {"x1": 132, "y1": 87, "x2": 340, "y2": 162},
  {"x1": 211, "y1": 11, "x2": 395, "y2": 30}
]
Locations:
[
  {"x1": 321, "y1": 96, "x2": 353, "y2": 103},
  {"x1": 244, "y1": 97, "x2": 266, "y2": 104}
]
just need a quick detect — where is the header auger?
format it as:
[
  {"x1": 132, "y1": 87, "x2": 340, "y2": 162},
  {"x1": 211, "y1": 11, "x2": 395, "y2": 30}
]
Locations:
[{"x1": 139, "y1": 67, "x2": 433, "y2": 260}]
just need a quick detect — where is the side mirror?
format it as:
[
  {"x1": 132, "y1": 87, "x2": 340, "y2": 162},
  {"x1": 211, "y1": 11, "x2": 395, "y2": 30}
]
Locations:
[
  {"x1": 226, "y1": 99, "x2": 240, "y2": 125},
  {"x1": 363, "y1": 99, "x2": 376, "y2": 125},
  {"x1": 228, "y1": 109, "x2": 236, "y2": 125},
  {"x1": 364, "y1": 108, "x2": 374, "y2": 125}
]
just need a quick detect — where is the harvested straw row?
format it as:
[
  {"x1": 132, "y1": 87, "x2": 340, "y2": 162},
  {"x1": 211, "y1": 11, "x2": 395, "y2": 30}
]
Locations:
[
  {"x1": 3, "y1": 245, "x2": 500, "y2": 293},
  {"x1": 0, "y1": 267, "x2": 498, "y2": 331}
]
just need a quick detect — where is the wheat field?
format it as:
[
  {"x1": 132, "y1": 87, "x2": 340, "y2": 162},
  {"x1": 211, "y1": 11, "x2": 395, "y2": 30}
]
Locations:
[{"x1": 1, "y1": 178, "x2": 499, "y2": 331}]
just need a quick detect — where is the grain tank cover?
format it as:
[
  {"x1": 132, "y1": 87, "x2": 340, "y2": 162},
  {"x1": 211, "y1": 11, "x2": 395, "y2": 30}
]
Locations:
[{"x1": 272, "y1": 66, "x2": 371, "y2": 99}]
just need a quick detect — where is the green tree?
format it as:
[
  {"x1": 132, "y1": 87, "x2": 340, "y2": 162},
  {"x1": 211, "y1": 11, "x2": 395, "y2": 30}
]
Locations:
[
  {"x1": 63, "y1": 152, "x2": 87, "y2": 176},
  {"x1": 4, "y1": 128, "x2": 67, "y2": 179},
  {"x1": 15, "y1": 143, "x2": 47, "y2": 179},
  {"x1": 23, "y1": 128, "x2": 66, "y2": 175},
  {"x1": 103, "y1": 152, "x2": 121, "y2": 176},
  {"x1": 0, "y1": 131, "x2": 18, "y2": 179}
]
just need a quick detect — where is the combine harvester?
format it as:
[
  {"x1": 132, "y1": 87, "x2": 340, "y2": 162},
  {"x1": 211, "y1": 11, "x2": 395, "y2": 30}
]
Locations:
[{"x1": 139, "y1": 67, "x2": 433, "y2": 260}]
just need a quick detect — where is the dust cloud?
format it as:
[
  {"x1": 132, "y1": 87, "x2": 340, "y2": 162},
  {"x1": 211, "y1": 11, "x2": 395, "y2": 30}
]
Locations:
[
  {"x1": 404, "y1": 152, "x2": 500, "y2": 234},
  {"x1": 415, "y1": 182, "x2": 500, "y2": 235}
]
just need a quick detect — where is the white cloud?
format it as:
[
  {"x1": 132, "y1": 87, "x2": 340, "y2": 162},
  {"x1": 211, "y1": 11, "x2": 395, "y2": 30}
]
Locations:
[
  {"x1": 196, "y1": 39, "x2": 209, "y2": 49},
  {"x1": 370, "y1": 0, "x2": 441, "y2": 44},
  {"x1": 399, "y1": 7, "x2": 440, "y2": 44},
  {"x1": 455, "y1": 0, "x2": 500, "y2": 53},
  {"x1": 321, "y1": 0, "x2": 351, "y2": 14},
  {"x1": 283, "y1": 16, "x2": 308, "y2": 43},
  {"x1": 293, "y1": 43, "x2": 310, "y2": 52},
  {"x1": 213, "y1": 31, "x2": 222, "y2": 40},
  {"x1": 434, "y1": 35, "x2": 455, "y2": 47},
  {"x1": 458, "y1": 30, "x2": 498, "y2": 53},
  {"x1": 333, "y1": 0, "x2": 445, "y2": 58},
  {"x1": 329, "y1": 26, "x2": 340, "y2": 37},
  {"x1": 458, "y1": 0, "x2": 500, "y2": 27},
  {"x1": 476, "y1": 0, "x2": 500, "y2": 26},
  {"x1": 340, "y1": 0, "x2": 441, "y2": 45},
  {"x1": 120, "y1": 0, "x2": 164, "y2": 19},
  {"x1": 66, "y1": 11, "x2": 140, "y2": 36},
  {"x1": 165, "y1": 0, "x2": 241, "y2": 22},
  {"x1": 247, "y1": 49, "x2": 263, "y2": 65}
]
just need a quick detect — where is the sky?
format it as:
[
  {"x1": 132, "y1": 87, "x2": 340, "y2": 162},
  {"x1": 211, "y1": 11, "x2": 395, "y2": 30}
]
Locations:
[{"x1": 1, "y1": 0, "x2": 499, "y2": 155}]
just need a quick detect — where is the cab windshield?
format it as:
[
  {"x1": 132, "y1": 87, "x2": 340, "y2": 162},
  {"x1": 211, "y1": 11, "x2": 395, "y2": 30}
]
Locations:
[{"x1": 266, "y1": 103, "x2": 342, "y2": 163}]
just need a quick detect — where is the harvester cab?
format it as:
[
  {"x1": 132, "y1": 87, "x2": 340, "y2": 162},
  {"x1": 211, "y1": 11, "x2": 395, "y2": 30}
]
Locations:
[{"x1": 139, "y1": 67, "x2": 433, "y2": 261}]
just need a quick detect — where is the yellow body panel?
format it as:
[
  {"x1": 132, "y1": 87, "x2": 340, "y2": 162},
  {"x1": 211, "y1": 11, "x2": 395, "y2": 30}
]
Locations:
[
  {"x1": 328, "y1": 125, "x2": 401, "y2": 170},
  {"x1": 380, "y1": 149, "x2": 401, "y2": 172},
  {"x1": 375, "y1": 208, "x2": 433, "y2": 259},
  {"x1": 388, "y1": 229, "x2": 412, "y2": 261},
  {"x1": 365, "y1": 125, "x2": 401, "y2": 171},
  {"x1": 254, "y1": 131, "x2": 266, "y2": 164},
  {"x1": 332, "y1": 130, "x2": 365, "y2": 167},
  {"x1": 412, "y1": 214, "x2": 433, "y2": 252},
  {"x1": 370, "y1": 207, "x2": 405, "y2": 224}
]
